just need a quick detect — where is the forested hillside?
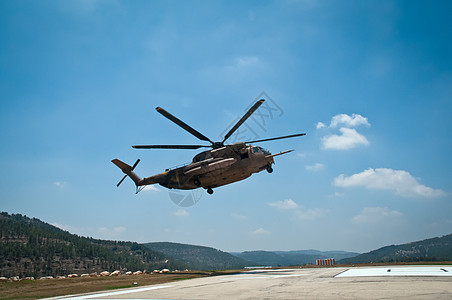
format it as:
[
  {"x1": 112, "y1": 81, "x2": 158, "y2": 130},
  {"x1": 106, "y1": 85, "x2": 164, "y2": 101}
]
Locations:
[
  {"x1": 339, "y1": 234, "x2": 452, "y2": 264},
  {"x1": 143, "y1": 242, "x2": 250, "y2": 270},
  {"x1": 0, "y1": 212, "x2": 186, "y2": 278},
  {"x1": 4, "y1": 211, "x2": 449, "y2": 279}
]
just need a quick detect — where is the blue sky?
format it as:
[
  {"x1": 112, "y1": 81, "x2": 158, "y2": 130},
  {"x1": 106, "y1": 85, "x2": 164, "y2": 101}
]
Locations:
[{"x1": 1, "y1": 0, "x2": 451, "y2": 253}]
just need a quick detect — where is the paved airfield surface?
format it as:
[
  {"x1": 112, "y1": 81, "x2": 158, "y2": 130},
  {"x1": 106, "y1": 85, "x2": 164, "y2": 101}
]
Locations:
[{"x1": 52, "y1": 266, "x2": 452, "y2": 300}]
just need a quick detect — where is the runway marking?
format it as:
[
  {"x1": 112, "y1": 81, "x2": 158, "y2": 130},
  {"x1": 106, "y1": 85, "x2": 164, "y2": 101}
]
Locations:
[
  {"x1": 220, "y1": 273, "x2": 307, "y2": 281},
  {"x1": 335, "y1": 266, "x2": 452, "y2": 277},
  {"x1": 46, "y1": 285, "x2": 173, "y2": 300}
]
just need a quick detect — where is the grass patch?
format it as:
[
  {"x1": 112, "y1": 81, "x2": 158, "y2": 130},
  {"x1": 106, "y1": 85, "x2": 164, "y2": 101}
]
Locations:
[
  {"x1": 170, "y1": 277, "x2": 194, "y2": 281},
  {"x1": 1, "y1": 297, "x2": 45, "y2": 300},
  {"x1": 0, "y1": 273, "x2": 211, "y2": 299},
  {"x1": 104, "y1": 285, "x2": 135, "y2": 290}
]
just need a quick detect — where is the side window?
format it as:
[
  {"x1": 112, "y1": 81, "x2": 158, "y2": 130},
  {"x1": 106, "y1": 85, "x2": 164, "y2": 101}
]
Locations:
[{"x1": 240, "y1": 151, "x2": 249, "y2": 159}]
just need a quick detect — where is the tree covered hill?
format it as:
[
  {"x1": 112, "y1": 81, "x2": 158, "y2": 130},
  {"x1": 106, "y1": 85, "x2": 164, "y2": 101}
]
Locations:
[
  {"x1": 338, "y1": 233, "x2": 452, "y2": 264},
  {"x1": 0, "y1": 212, "x2": 187, "y2": 278},
  {"x1": 143, "y1": 242, "x2": 250, "y2": 270}
]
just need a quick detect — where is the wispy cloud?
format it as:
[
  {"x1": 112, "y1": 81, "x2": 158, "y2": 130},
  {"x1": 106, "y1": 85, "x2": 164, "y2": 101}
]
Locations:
[
  {"x1": 99, "y1": 226, "x2": 126, "y2": 235},
  {"x1": 172, "y1": 209, "x2": 189, "y2": 217},
  {"x1": 250, "y1": 228, "x2": 271, "y2": 235},
  {"x1": 269, "y1": 199, "x2": 327, "y2": 221},
  {"x1": 221, "y1": 55, "x2": 266, "y2": 78},
  {"x1": 333, "y1": 168, "x2": 445, "y2": 198},
  {"x1": 142, "y1": 185, "x2": 161, "y2": 192},
  {"x1": 330, "y1": 113, "x2": 370, "y2": 128},
  {"x1": 268, "y1": 199, "x2": 298, "y2": 210},
  {"x1": 305, "y1": 163, "x2": 324, "y2": 171},
  {"x1": 227, "y1": 56, "x2": 261, "y2": 70},
  {"x1": 328, "y1": 192, "x2": 344, "y2": 198},
  {"x1": 352, "y1": 207, "x2": 402, "y2": 224},
  {"x1": 295, "y1": 208, "x2": 327, "y2": 221},
  {"x1": 231, "y1": 213, "x2": 247, "y2": 220},
  {"x1": 296, "y1": 152, "x2": 306, "y2": 158},
  {"x1": 53, "y1": 181, "x2": 67, "y2": 188}
]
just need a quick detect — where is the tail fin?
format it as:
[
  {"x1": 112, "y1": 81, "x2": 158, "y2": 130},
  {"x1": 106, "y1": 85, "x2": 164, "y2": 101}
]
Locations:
[{"x1": 112, "y1": 159, "x2": 142, "y2": 186}]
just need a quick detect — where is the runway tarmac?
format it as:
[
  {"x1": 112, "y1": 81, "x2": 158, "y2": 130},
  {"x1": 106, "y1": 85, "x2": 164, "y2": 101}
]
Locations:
[{"x1": 50, "y1": 265, "x2": 452, "y2": 299}]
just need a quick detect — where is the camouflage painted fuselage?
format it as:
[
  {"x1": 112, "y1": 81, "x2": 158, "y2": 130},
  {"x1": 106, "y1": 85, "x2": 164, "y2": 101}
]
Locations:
[{"x1": 140, "y1": 143, "x2": 273, "y2": 190}]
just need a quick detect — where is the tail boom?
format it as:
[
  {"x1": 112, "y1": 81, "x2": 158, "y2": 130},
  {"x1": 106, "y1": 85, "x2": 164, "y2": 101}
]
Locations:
[{"x1": 112, "y1": 159, "x2": 144, "y2": 186}]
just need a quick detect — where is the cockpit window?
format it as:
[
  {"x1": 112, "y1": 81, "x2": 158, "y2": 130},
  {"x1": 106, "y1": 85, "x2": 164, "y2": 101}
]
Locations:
[
  {"x1": 261, "y1": 147, "x2": 271, "y2": 155},
  {"x1": 252, "y1": 146, "x2": 270, "y2": 155}
]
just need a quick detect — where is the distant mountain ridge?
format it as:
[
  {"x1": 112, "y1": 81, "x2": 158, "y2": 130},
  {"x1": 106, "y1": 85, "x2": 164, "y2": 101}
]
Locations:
[
  {"x1": 231, "y1": 250, "x2": 359, "y2": 267},
  {"x1": 338, "y1": 234, "x2": 452, "y2": 264},
  {"x1": 143, "y1": 242, "x2": 249, "y2": 270}
]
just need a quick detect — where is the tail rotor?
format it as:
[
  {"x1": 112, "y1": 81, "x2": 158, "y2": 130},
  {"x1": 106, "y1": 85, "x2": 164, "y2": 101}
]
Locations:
[{"x1": 115, "y1": 159, "x2": 140, "y2": 187}]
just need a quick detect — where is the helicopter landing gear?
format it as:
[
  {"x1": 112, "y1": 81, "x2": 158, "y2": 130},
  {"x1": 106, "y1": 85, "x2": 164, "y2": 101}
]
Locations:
[
  {"x1": 207, "y1": 188, "x2": 214, "y2": 195},
  {"x1": 194, "y1": 178, "x2": 201, "y2": 186},
  {"x1": 266, "y1": 164, "x2": 273, "y2": 173}
]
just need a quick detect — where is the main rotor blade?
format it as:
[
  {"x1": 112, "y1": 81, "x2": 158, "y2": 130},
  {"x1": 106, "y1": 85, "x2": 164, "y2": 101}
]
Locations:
[
  {"x1": 156, "y1": 107, "x2": 213, "y2": 143},
  {"x1": 246, "y1": 133, "x2": 306, "y2": 144},
  {"x1": 223, "y1": 99, "x2": 265, "y2": 143},
  {"x1": 132, "y1": 144, "x2": 209, "y2": 149}
]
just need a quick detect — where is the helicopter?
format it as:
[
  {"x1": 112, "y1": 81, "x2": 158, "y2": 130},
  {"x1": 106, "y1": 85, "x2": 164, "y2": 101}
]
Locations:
[{"x1": 112, "y1": 99, "x2": 305, "y2": 194}]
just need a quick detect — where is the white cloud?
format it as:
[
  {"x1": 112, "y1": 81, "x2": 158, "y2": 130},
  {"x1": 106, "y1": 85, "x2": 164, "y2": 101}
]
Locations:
[
  {"x1": 114, "y1": 226, "x2": 126, "y2": 233},
  {"x1": 268, "y1": 199, "x2": 298, "y2": 210},
  {"x1": 333, "y1": 168, "x2": 445, "y2": 198},
  {"x1": 269, "y1": 200, "x2": 326, "y2": 221},
  {"x1": 142, "y1": 185, "x2": 161, "y2": 192},
  {"x1": 172, "y1": 209, "x2": 189, "y2": 217},
  {"x1": 251, "y1": 228, "x2": 271, "y2": 235},
  {"x1": 223, "y1": 56, "x2": 262, "y2": 74},
  {"x1": 234, "y1": 56, "x2": 260, "y2": 67},
  {"x1": 98, "y1": 226, "x2": 126, "y2": 237},
  {"x1": 328, "y1": 192, "x2": 344, "y2": 198},
  {"x1": 322, "y1": 127, "x2": 369, "y2": 150},
  {"x1": 352, "y1": 207, "x2": 402, "y2": 224},
  {"x1": 317, "y1": 113, "x2": 370, "y2": 150},
  {"x1": 53, "y1": 181, "x2": 67, "y2": 188},
  {"x1": 295, "y1": 208, "x2": 327, "y2": 221},
  {"x1": 330, "y1": 113, "x2": 370, "y2": 128},
  {"x1": 231, "y1": 213, "x2": 247, "y2": 220},
  {"x1": 100, "y1": 226, "x2": 126, "y2": 234},
  {"x1": 305, "y1": 163, "x2": 324, "y2": 171}
]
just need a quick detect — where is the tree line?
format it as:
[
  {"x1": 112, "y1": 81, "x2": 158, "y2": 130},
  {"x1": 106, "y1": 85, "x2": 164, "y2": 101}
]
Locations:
[{"x1": 0, "y1": 212, "x2": 187, "y2": 278}]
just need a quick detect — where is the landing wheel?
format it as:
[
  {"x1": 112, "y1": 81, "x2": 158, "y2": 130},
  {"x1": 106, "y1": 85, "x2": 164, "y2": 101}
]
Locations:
[
  {"x1": 194, "y1": 178, "x2": 201, "y2": 186},
  {"x1": 267, "y1": 165, "x2": 273, "y2": 173},
  {"x1": 207, "y1": 188, "x2": 214, "y2": 195}
]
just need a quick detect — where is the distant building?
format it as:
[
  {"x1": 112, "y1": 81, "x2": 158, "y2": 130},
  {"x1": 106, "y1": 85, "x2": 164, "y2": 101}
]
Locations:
[{"x1": 316, "y1": 258, "x2": 335, "y2": 266}]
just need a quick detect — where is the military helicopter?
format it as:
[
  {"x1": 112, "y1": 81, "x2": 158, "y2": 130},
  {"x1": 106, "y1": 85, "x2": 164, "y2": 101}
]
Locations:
[{"x1": 112, "y1": 99, "x2": 305, "y2": 194}]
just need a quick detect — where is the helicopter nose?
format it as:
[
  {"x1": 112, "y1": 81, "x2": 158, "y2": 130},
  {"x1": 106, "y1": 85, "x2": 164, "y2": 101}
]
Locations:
[{"x1": 267, "y1": 155, "x2": 274, "y2": 165}]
